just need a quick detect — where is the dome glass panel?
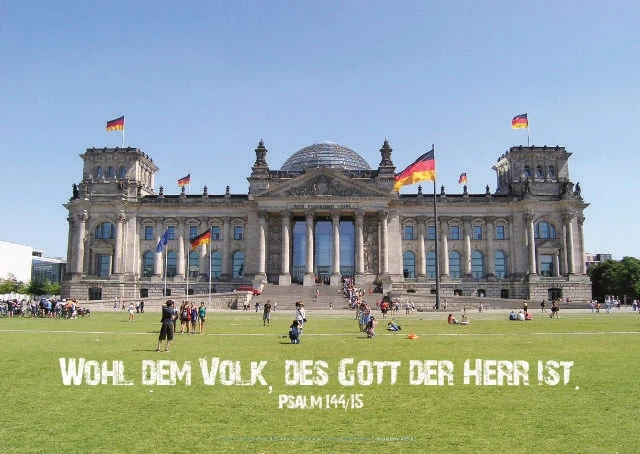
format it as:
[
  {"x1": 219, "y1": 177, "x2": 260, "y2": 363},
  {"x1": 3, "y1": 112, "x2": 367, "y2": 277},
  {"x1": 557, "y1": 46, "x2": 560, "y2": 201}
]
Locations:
[{"x1": 280, "y1": 142, "x2": 371, "y2": 172}]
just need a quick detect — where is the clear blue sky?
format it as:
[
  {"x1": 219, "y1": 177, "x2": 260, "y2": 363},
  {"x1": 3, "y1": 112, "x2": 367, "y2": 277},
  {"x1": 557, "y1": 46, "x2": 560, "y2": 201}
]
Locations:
[{"x1": 1, "y1": 1, "x2": 639, "y2": 260}]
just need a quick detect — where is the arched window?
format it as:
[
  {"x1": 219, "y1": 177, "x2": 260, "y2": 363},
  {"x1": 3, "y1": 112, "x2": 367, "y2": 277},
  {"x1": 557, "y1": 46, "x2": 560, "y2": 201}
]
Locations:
[
  {"x1": 188, "y1": 251, "x2": 200, "y2": 279},
  {"x1": 495, "y1": 250, "x2": 507, "y2": 278},
  {"x1": 118, "y1": 166, "x2": 127, "y2": 179},
  {"x1": 232, "y1": 251, "x2": 245, "y2": 279},
  {"x1": 548, "y1": 166, "x2": 556, "y2": 179},
  {"x1": 210, "y1": 250, "x2": 222, "y2": 278},
  {"x1": 402, "y1": 251, "x2": 416, "y2": 278},
  {"x1": 142, "y1": 251, "x2": 154, "y2": 277},
  {"x1": 426, "y1": 250, "x2": 437, "y2": 279},
  {"x1": 94, "y1": 222, "x2": 115, "y2": 239},
  {"x1": 95, "y1": 167, "x2": 103, "y2": 179},
  {"x1": 535, "y1": 221, "x2": 557, "y2": 239},
  {"x1": 449, "y1": 251, "x2": 462, "y2": 278},
  {"x1": 472, "y1": 250, "x2": 485, "y2": 278},
  {"x1": 535, "y1": 165, "x2": 544, "y2": 178},
  {"x1": 166, "y1": 251, "x2": 177, "y2": 277},
  {"x1": 523, "y1": 166, "x2": 531, "y2": 178},
  {"x1": 107, "y1": 166, "x2": 115, "y2": 178}
]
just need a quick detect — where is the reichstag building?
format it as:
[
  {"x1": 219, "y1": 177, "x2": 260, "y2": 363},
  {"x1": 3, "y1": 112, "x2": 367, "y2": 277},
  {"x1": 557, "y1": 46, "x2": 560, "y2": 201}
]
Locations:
[{"x1": 62, "y1": 140, "x2": 591, "y2": 303}]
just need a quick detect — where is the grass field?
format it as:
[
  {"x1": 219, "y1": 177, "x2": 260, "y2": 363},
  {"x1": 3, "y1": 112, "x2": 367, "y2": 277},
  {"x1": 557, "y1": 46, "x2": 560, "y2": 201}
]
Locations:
[{"x1": 1, "y1": 308, "x2": 639, "y2": 453}]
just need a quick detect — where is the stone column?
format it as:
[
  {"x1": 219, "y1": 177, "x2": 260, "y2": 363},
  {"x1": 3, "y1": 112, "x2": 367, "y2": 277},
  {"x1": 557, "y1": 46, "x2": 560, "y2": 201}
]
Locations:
[
  {"x1": 525, "y1": 213, "x2": 537, "y2": 275},
  {"x1": 379, "y1": 211, "x2": 389, "y2": 275},
  {"x1": 486, "y1": 217, "x2": 495, "y2": 277},
  {"x1": 463, "y1": 217, "x2": 472, "y2": 277},
  {"x1": 577, "y1": 216, "x2": 586, "y2": 274},
  {"x1": 439, "y1": 217, "x2": 449, "y2": 277},
  {"x1": 565, "y1": 213, "x2": 575, "y2": 274},
  {"x1": 303, "y1": 210, "x2": 315, "y2": 286},
  {"x1": 554, "y1": 252, "x2": 561, "y2": 276},
  {"x1": 222, "y1": 217, "x2": 231, "y2": 279},
  {"x1": 355, "y1": 210, "x2": 365, "y2": 277},
  {"x1": 72, "y1": 210, "x2": 88, "y2": 276},
  {"x1": 176, "y1": 218, "x2": 185, "y2": 279},
  {"x1": 113, "y1": 210, "x2": 126, "y2": 275},
  {"x1": 257, "y1": 212, "x2": 267, "y2": 277},
  {"x1": 154, "y1": 219, "x2": 163, "y2": 277},
  {"x1": 330, "y1": 211, "x2": 342, "y2": 286},
  {"x1": 417, "y1": 216, "x2": 426, "y2": 277},
  {"x1": 279, "y1": 210, "x2": 292, "y2": 286}
]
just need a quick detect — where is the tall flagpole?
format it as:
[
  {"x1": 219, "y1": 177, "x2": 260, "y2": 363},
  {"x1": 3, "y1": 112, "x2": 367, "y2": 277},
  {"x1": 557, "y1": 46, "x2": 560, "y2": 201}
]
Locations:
[
  {"x1": 186, "y1": 249, "x2": 190, "y2": 302},
  {"x1": 163, "y1": 248, "x2": 168, "y2": 297},
  {"x1": 208, "y1": 227, "x2": 212, "y2": 308},
  {"x1": 432, "y1": 144, "x2": 441, "y2": 310}
]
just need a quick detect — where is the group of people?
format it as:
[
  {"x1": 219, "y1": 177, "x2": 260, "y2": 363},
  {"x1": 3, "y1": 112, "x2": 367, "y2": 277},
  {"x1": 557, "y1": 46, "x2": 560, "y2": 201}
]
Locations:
[
  {"x1": 178, "y1": 301, "x2": 208, "y2": 334},
  {"x1": 1, "y1": 297, "x2": 88, "y2": 319},
  {"x1": 447, "y1": 312, "x2": 469, "y2": 325},
  {"x1": 288, "y1": 301, "x2": 306, "y2": 344}
]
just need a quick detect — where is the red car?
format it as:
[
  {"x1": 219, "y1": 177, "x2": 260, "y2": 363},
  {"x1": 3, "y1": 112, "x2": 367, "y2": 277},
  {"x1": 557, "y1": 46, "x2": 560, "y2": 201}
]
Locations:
[{"x1": 236, "y1": 286, "x2": 262, "y2": 295}]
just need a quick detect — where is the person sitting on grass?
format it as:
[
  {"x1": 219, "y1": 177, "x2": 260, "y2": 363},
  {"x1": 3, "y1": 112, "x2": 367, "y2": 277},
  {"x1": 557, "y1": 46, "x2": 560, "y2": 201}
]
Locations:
[
  {"x1": 459, "y1": 313, "x2": 470, "y2": 325},
  {"x1": 448, "y1": 313, "x2": 457, "y2": 324},
  {"x1": 509, "y1": 310, "x2": 518, "y2": 321},
  {"x1": 387, "y1": 321, "x2": 401, "y2": 331}
]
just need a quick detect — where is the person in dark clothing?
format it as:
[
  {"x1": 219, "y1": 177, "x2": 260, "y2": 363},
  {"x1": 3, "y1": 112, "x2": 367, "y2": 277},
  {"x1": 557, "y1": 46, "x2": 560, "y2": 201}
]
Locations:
[{"x1": 157, "y1": 300, "x2": 177, "y2": 352}]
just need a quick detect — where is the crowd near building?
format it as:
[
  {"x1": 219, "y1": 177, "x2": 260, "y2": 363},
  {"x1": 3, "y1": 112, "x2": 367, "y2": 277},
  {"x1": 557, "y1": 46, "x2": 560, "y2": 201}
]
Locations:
[{"x1": 61, "y1": 140, "x2": 591, "y2": 303}]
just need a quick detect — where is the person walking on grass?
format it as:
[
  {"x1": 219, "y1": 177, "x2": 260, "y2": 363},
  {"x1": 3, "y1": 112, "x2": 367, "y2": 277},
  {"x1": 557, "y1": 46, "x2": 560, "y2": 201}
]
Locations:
[{"x1": 263, "y1": 300, "x2": 272, "y2": 326}]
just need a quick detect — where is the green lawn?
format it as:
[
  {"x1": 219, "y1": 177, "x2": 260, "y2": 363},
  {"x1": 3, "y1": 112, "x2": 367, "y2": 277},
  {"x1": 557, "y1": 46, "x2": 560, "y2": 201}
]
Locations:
[{"x1": 1, "y1": 309, "x2": 639, "y2": 453}]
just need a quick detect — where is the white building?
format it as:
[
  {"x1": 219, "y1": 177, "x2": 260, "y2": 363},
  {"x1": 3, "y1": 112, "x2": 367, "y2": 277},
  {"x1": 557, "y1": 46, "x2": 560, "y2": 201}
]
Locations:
[{"x1": 0, "y1": 240, "x2": 33, "y2": 283}]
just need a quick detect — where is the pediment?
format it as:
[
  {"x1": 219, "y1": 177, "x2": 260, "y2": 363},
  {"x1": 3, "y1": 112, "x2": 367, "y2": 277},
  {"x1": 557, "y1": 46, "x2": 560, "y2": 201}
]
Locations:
[{"x1": 259, "y1": 169, "x2": 387, "y2": 198}]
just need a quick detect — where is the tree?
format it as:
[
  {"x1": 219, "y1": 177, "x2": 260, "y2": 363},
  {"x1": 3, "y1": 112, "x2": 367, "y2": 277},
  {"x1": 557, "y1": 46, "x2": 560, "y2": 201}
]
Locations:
[
  {"x1": 589, "y1": 257, "x2": 640, "y2": 302},
  {"x1": 0, "y1": 277, "x2": 22, "y2": 294}
]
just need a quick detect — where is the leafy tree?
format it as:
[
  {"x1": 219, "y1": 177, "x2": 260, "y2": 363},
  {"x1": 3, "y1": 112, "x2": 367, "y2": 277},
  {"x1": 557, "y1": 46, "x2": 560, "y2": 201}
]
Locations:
[
  {"x1": 589, "y1": 257, "x2": 640, "y2": 302},
  {"x1": 26, "y1": 280, "x2": 48, "y2": 298},
  {"x1": 0, "y1": 277, "x2": 22, "y2": 294},
  {"x1": 48, "y1": 281, "x2": 61, "y2": 296}
]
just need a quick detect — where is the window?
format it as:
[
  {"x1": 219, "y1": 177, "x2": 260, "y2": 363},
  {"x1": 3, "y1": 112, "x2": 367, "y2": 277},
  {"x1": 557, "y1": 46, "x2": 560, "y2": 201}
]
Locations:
[
  {"x1": 210, "y1": 250, "x2": 222, "y2": 278},
  {"x1": 524, "y1": 166, "x2": 531, "y2": 178},
  {"x1": 404, "y1": 226, "x2": 414, "y2": 240},
  {"x1": 402, "y1": 251, "x2": 415, "y2": 278},
  {"x1": 472, "y1": 251, "x2": 485, "y2": 278},
  {"x1": 234, "y1": 226, "x2": 243, "y2": 240},
  {"x1": 107, "y1": 166, "x2": 115, "y2": 178},
  {"x1": 118, "y1": 166, "x2": 127, "y2": 179},
  {"x1": 188, "y1": 250, "x2": 200, "y2": 278},
  {"x1": 144, "y1": 226, "x2": 154, "y2": 241},
  {"x1": 233, "y1": 251, "x2": 245, "y2": 278},
  {"x1": 189, "y1": 226, "x2": 199, "y2": 240},
  {"x1": 472, "y1": 225, "x2": 483, "y2": 240},
  {"x1": 88, "y1": 287, "x2": 102, "y2": 300},
  {"x1": 496, "y1": 225, "x2": 505, "y2": 240},
  {"x1": 211, "y1": 226, "x2": 221, "y2": 240},
  {"x1": 495, "y1": 250, "x2": 507, "y2": 278},
  {"x1": 142, "y1": 251, "x2": 154, "y2": 277},
  {"x1": 536, "y1": 165, "x2": 544, "y2": 178},
  {"x1": 535, "y1": 222, "x2": 556, "y2": 239},
  {"x1": 95, "y1": 167, "x2": 103, "y2": 179},
  {"x1": 140, "y1": 288, "x2": 149, "y2": 298},
  {"x1": 548, "y1": 166, "x2": 556, "y2": 179},
  {"x1": 97, "y1": 254, "x2": 111, "y2": 277},
  {"x1": 449, "y1": 251, "x2": 462, "y2": 278},
  {"x1": 167, "y1": 225, "x2": 176, "y2": 240},
  {"x1": 427, "y1": 225, "x2": 436, "y2": 240},
  {"x1": 426, "y1": 251, "x2": 437, "y2": 279},
  {"x1": 449, "y1": 225, "x2": 460, "y2": 240},
  {"x1": 166, "y1": 251, "x2": 177, "y2": 277},
  {"x1": 540, "y1": 254, "x2": 554, "y2": 277},
  {"x1": 95, "y1": 222, "x2": 115, "y2": 239}
]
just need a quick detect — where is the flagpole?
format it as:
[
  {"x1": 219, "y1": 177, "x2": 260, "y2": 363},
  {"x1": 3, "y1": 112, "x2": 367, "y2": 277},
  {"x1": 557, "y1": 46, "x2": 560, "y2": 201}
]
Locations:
[
  {"x1": 121, "y1": 124, "x2": 125, "y2": 148},
  {"x1": 186, "y1": 249, "x2": 190, "y2": 302},
  {"x1": 163, "y1": 247, "x2": 168, "y2": 297},
  {"x1": 527, "y1": 112, "x2": 530, "y2": 146},
  {"x1": 208, "y1": 227, "x2": 212, "y2": 308},
  {"x1": 432, "y1": 144, "x2": 441, "y2": 311}
]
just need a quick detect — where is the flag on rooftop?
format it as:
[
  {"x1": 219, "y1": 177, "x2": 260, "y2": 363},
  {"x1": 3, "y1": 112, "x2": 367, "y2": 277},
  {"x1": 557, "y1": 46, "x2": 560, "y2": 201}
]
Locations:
[
  {"x1": 178, "y1": 174, "x2": 191, "y2": 187},
  {"x1": 511, "y1": 113, "x2": 528, "y2": 129},
  {"x1": 458, "y1": 172, "x2": 468, "y2": 185},
  {"x1": 106, "y1": 116, "x2": 125, "y2": 131},
  {"x1": 393, "y1": 149, "x2": 436, "y2": 192}
]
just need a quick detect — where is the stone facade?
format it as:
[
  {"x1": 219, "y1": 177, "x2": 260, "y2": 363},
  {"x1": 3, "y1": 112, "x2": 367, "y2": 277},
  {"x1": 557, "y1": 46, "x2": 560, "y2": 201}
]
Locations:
[{"x1": 62, "y1": 141, "x2": 591, "y2": 303}]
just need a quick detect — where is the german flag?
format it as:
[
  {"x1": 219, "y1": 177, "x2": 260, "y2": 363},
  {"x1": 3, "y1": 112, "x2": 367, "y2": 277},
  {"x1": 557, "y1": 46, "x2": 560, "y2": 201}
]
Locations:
[
  {"x1": 177, "y1": 174, "x2": 191, "y2": 187},
  {"x1": 106, "y1": 116, "x2": 125, "y2": 131},
  {"x1": 393, "y1": 149, "x2": 436, "y2": 192},
  {"x1": 458, "y1": 172, "x2": 468, "y2": 185},
  {"x1": 511, "y1": 113, "x2": 528, "y2": 129},
  {"x1": 190, "y1": 230, "x2": 211, "y2": 249}
]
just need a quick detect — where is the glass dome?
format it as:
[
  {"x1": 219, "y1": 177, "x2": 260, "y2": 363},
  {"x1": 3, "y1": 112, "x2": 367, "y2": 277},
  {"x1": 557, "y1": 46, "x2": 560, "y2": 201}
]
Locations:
[{"x1": 280, "y1": 142, "x2": 371, "y2": 172}]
